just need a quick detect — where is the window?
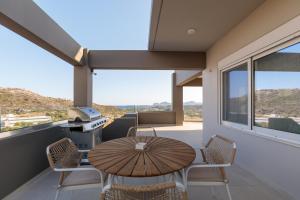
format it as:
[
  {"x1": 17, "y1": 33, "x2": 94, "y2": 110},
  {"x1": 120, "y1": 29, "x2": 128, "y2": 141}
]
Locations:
[
  {"x1": 220, "y1": 37, "x2": 300, "y2": 144},
  {"x1": 254, "y1": 42, "x2": 300, "y2": 135},
  {"x1": 222, "y1": 63, "x2": 249, "y2": 125}
]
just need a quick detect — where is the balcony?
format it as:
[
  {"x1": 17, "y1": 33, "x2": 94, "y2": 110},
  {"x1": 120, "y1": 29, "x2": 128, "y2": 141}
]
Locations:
[
  {"x1": 1, "y1": 0, "x2": 300, "y2": 199},
  {"x1": 2, "y1": 122, "x2": 294, "y2": 200}
]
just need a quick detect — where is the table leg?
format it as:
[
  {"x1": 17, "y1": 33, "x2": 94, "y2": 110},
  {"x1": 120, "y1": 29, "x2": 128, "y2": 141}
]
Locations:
[{"x1": 178, "y1": 169, "x2": 187, "y2": 189}]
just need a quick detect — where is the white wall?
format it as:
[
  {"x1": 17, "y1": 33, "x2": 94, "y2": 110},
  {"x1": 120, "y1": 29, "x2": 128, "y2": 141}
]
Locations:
[{"x1": 203, "y1": 0, "x2": 300, "y2": 198}]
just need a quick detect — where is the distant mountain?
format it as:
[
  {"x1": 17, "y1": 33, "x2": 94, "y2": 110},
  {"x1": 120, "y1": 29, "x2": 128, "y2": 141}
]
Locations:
[
  {"x1": 184, "y1": 101, "x2": 202, "y2": 106},
  {"x1": 152, "y1": 101, "x2": 202, "y2": 106},
  {"x1": 0, "y1": 88, "x2": 125, "y2": 118},
  {"x1": 153, "y1": 102, "x2": 171, "y2": 107}
]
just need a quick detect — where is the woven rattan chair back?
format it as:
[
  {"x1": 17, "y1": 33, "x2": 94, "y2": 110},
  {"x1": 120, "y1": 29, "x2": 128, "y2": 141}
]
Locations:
[
  {"x1": 204, "y1": 135, "x2": 236, "y2": 165},
  {"x1": 127, "y1": 126, "x2": 138, "y2": 137},
  {"x1": 101, "y1": 182, "x2": 186, "y2": 200},
  {"x1": 47, "y1": 138, "x2": 80, "y2": 169},
  {"x1": 126, "y1": 126, "x2": 157, "y2": 137}
]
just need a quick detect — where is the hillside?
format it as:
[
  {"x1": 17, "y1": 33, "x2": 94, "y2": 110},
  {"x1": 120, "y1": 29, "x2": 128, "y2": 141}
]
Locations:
[
  {"x1": 228, "y1": 88, "x2": 300, "y2": 117},
  {"x1": 255, "y1": 89, "x2": 300, "y2": 117},
  {"x1": 0, "y1": 88, "x2": 126, "y2": 119}
]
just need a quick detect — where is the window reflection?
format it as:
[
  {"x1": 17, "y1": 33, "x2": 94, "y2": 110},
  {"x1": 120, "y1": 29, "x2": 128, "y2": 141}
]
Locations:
[
  {"x1": 254, "y1": 42, "x2": 300, "y2": 134},
  {"x1": 223, "y1": 63, "x2": 248, "y2": 125}
]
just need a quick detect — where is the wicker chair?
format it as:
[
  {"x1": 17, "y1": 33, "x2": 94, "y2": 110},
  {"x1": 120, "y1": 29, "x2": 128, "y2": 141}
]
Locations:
[
  {"x1": 46, "y1": 138, "x2": 104, "y2": 200},
  {"x1": 100, "y1": 182, "x2": 187, "y2": 200},
  {"x1": 126, "y1": 126, "x2": 157, "y2": 137},
  {"x1": 185, "y1": 135, "x2": 236, "y2": 200}
]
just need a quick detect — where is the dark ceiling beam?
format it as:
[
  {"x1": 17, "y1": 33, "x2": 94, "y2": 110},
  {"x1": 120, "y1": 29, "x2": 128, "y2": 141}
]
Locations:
[
  {"x1": 88, "y1": 50, "x2": 206, "y2": 70},
  {"x1": 182, "y1": 78, "x2": 202, "y2": 87},
  {"x1": 0, "y1": 0, "x2": 84, "y2": 66},
  {"x1": 148, "y1": 0, "x2": 163, "y2": 50},
  {"x1": 175, "y1": 70, "x2": 202, "y2": 86}
]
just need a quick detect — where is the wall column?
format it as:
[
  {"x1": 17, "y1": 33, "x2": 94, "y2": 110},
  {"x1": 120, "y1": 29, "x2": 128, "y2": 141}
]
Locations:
[
  {"x1": 172, "y1": 73, "x2": 184, "y2": 125},
  {"x1": 74, "y1": 49, "x2": 93, "y2": 107}
]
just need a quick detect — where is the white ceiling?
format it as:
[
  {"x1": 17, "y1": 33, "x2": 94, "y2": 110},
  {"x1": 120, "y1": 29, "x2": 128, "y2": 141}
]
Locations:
[{"x1": 149, "y1": 0, "x2": 265, "y2": 51}]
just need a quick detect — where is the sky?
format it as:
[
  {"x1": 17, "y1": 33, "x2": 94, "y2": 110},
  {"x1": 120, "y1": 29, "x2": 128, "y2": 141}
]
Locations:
[
  {"x1": 0, "y1": 0, "x2": 202, "y2": 105},
  {"x1": 228, "y1": 70, "x2": 248, "y2": 98}
]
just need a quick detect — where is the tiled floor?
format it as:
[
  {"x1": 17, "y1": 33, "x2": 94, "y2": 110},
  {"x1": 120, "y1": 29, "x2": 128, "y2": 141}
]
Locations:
[{"x1": 4, "y1": 122, "x2": 295, "y2": 200}]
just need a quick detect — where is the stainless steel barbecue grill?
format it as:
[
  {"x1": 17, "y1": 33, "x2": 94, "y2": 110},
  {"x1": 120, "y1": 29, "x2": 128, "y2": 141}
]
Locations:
[
  {"x1": 61, "y1": 107, "x2": 107, "y2": 162},
  {"x1": 65, "y1": 107, "x2": 107, "y2": 132}
]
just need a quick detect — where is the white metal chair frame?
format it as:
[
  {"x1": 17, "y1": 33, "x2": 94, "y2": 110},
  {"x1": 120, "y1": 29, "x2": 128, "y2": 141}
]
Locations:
[
  {"x1": 184, "y1": 135, "x2": 237, "y2": 200},
  {"x1": 46, "y1": 138, "x2": 105, "y2": 200}
]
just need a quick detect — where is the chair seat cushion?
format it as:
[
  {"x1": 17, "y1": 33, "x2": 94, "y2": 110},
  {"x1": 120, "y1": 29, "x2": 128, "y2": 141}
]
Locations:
[
  {"x1": 62, "y1": 166, "x2": 101, "y2": 186},
  {"x1": 188, "y1": 167, "x2": 225, "y2": 182}
]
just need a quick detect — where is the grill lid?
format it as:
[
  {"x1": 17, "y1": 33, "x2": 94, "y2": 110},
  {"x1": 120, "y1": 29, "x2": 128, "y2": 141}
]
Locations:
[{"x1": 68, "y1": 107, "x2": 101, "y2": 122}]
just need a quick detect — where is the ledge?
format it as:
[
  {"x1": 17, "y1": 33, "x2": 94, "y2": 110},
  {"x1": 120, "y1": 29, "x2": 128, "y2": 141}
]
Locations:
[{"x1": 0, "y1": 120, "x2": 67, "y2": 141}]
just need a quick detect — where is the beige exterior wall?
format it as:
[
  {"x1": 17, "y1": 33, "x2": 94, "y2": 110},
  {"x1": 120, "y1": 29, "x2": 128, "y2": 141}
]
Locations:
[
  {"x1": 73, "y1": 65, "x2": 93, "y2": 107},
  {"x1": 73, "y1": 50, "x2": 93, "y2": 107},
  {"x1": 172, "y1": 73, "x2": 184, "y2": 125},
  {"x1": 203, "y1": 0, "x2": 300, "y2": 198},
  {"x1": 138, "y1": 111, "x2": 176, "y2": 125}
]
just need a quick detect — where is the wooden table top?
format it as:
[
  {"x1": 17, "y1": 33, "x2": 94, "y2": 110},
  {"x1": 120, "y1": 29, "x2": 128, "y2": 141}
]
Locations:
[{"x1": 88, "y1": 136, "x2": 196, "y2": 177}]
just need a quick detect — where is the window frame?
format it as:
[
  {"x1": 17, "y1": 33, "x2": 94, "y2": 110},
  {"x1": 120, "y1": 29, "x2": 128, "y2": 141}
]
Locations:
[
  {"x1": 220, "y1": 59, "x2": 252, "y2": 130},
  {"x1": 252, "y1": 38, "x2": 300, "y2": 144},
  {"x1": 252, "y1": 36, "x2": 300, "y2": 61},
  {"x1": 219, "y1": 36, "x2": 300, "y2": 146}
]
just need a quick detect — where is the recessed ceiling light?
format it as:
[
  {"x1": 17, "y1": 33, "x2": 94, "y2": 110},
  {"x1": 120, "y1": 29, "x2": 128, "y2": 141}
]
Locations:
[{"x1": 187, "y1": 28, "x2": 196, "y2": 35}]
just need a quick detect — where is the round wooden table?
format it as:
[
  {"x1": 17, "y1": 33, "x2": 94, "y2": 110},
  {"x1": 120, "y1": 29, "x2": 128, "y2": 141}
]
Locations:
[{"x1": 88, "y1": 136, "x2": 196, "y2": 177}]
